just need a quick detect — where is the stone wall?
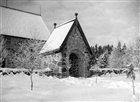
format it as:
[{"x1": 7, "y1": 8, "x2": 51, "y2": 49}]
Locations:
[
  {"x1": 61, "y1": 26, "x2": 91, "y2": 77},
  {"x1": 43, "y1": 53, "x2": 63, "y2": 74},
  {"x1": 1, "y1": 35, "x2": 24, "y2": 68},
  {"x1": 1, "y1": 35, "x2": 46, "y2": 68}
]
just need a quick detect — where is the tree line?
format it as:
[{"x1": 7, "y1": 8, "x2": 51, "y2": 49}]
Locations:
[{"x1": 90, "y1": 37, "x2": 140, "y2": 71}]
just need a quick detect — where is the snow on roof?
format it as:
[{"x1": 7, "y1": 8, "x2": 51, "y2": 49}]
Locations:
[
  {"x1": 40, "y1": 20, "x2": 74, "y2": 53},
  {"x1": 0, "y1": 6, "x2": 50, "y2": 40}
]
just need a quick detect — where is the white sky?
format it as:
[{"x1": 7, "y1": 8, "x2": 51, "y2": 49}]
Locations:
[{"x1": 1, "y1": 0, "x2": 139, "y2": 46}]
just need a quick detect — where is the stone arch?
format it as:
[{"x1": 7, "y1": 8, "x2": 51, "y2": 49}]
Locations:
[{"x1": 68, "y1": 49, "x2": 85, "y2": 77}]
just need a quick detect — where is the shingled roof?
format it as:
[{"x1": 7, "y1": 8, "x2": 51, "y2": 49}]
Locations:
[{"x1": 0, "y1": 5, "x2": 50, "y2": 40}]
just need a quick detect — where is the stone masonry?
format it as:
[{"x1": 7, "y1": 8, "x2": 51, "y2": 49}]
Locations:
[{"x1": 43, "y1": 24, "x2": 91, "y2": 77}]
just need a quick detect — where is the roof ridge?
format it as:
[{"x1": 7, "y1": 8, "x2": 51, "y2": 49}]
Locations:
[
  {"x1": 0, "y1": 5, "x2": 41, "y2": 16},
  {"x1": 55, "y1": 19, "x2": 75, "y2": 29}
]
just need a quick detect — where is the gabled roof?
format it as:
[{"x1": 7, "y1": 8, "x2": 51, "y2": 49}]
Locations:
[
  {"x1": 0, "y1": 5, "x2": 50, "y2": 40},
  {"x1": 40, "y1": 19, "x2": 75, "y2": 53},
  {"x1": 40, "y1": 17, "x2": 92, "y2": 55}
]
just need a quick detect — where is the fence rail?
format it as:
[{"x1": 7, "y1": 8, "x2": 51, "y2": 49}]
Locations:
[{"x1": 90, "y1": 67, "x2": 139, "y2": 72}]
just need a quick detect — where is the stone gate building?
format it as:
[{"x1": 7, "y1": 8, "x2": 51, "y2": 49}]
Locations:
[{"x1": 40, "y1": 13, "x2": 92, "y2": 77}]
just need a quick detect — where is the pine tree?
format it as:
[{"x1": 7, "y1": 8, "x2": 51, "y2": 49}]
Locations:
[
  {"x1": 98, "y1": 46, "x2": 103, "y2": 56},
  {"x1": 132, "y1": 37, "x2": 140, "y2": 80},
  {"x1": 108, "y1": 41, "x2": 124, "y2": 68},
  {"x1": 95, "y1": 44, "x2": 99, "y2": 58},
  {"x1": 122, "y1": 43, "x2": 127, "y2": 54},
  {"x1": 98, "y1": 50, "x2": 109, "y2": 68},
  {"x1": 133, "y1": 37, "x2": 140, "y2": 70}
]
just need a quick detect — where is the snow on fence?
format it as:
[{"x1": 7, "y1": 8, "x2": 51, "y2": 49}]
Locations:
[
  {"x1": 0, "y1": 67, "x2": 53, "y2": 76},
  {"x1": 90, "y1": 67, "x2": 139, "y2": 72}
]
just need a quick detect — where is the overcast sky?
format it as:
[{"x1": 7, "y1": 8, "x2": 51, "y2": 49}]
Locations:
[{"x1": 1, "y1": 0, "x2": 139, "y2": 46}]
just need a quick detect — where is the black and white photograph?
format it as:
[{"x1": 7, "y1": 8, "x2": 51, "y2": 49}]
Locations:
[{"x1": 0, "y1": 0, "x2": 140, "y2": 101}]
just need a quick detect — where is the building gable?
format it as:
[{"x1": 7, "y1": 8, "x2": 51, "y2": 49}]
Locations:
[
  {"x1": 41, "y1": 18, "x2": 92, "y2": 55},
  {"x1": 61, "y1": 19, "x2": 92, "y2": 55}
]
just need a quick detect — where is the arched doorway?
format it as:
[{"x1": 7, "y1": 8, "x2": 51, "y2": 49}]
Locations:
[{"x1": 69, "y1": 53, "x2": 79, "y2": 77}]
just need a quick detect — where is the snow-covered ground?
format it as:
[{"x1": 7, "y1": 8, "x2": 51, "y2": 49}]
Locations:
[{"x1": 0, "y1": 73, "x2": 140, "y2": 102}]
